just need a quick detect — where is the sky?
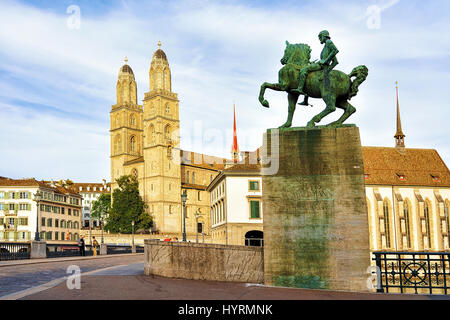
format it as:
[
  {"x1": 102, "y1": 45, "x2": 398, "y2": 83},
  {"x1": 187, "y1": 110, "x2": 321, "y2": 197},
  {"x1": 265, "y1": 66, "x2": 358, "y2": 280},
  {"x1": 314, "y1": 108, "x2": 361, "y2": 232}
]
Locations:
[{"x1": 0, "y1": 0, "x2": 449, "y2": 182}]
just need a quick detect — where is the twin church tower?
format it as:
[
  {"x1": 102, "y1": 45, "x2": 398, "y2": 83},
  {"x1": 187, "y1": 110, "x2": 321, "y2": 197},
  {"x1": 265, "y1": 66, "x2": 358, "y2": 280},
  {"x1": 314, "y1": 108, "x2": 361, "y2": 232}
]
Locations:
[{"x1": 110, "y1": 42, "x2": 224, "y2": 238}]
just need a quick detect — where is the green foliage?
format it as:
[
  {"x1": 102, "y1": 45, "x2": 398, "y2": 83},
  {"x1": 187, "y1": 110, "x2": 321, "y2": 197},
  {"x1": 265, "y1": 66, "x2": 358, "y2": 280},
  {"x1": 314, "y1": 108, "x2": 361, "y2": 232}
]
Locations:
[
  {"x1": 104, "y1": 175, "x2": 152, "y2": 234},
  {"x1": 91, "y1": 193, "x2": 111, "y2": 222}
]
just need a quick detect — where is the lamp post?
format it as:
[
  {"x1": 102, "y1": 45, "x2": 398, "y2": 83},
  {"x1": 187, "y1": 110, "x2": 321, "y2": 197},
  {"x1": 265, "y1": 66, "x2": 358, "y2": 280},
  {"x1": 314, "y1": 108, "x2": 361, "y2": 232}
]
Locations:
[
  {"x1": 181, "y1": 190, "x2": 187, "y2": 242},
  {"x1": 100, "y1": 216, "x2": 104, "y2": 244},
  {"x1": 195, "y1": 211, "x2": 199, "y2": 243},
  {"x1": 33, "y1": 190, "x2": 42, "y2": 241},
  {"x1": 89, "y1": 201, "x2": 92, "y2": 246},
  {"x1": 131, "y1": 220, "x2": 135, "y2": 247}
]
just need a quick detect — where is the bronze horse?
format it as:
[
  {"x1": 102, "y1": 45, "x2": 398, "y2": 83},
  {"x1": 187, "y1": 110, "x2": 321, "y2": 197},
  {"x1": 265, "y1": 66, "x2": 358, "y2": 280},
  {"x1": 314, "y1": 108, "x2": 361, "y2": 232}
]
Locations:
[{"x1": 259, "y1": 41, "x2": 368, "y2": 128}]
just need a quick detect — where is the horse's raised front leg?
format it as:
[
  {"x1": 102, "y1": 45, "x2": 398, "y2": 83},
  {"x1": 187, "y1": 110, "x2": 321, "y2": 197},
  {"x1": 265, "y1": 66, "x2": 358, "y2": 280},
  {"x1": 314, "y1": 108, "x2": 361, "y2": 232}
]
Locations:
[
  {"x1": 307, "y1": 94, "x2": 336, "y2": 128},
  {"x1": 280, "y1": 92, "x2": 299, "y2": 128},
  {"x1": 259, "y1": 82, "x2": 288, "y2": 108}
]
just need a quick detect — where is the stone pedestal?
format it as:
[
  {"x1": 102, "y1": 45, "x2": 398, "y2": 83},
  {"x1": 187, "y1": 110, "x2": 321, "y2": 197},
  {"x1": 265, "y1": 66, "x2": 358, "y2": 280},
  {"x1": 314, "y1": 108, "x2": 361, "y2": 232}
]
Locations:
[
  {"x1": 262, "y1": 126, "x2": 370, "y2": 292},
  {"x1": 100, "y1": 244, "x2": 107, "y2": 255},
  {"x1": 30, "y1": 241, "x2": 47, "y2": 259}
]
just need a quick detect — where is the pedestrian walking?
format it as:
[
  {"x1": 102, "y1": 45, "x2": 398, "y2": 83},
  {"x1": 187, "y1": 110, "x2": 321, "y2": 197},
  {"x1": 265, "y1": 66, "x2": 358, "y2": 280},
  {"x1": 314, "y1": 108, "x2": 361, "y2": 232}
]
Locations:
[
  {"x1": 92, "y1": 236, "x2": 99, "y2": 256},
  {"x1": 79, "y1": 235, "x2": 85, "y2": 256}
]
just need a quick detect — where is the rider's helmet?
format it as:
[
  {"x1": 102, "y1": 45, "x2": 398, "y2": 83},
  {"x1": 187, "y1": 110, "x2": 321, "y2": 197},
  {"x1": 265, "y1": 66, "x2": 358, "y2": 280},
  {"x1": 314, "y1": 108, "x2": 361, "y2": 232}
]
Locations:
[{"x1": 318, "y1": 30, "x2": 330, "y2": 39}]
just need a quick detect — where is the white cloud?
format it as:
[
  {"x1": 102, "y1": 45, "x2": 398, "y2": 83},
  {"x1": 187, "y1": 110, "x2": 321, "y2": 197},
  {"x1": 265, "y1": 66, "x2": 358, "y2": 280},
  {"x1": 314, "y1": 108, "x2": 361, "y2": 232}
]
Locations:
[{"x1": 0, "y1": 0, "x2": 449, "y2": 181}]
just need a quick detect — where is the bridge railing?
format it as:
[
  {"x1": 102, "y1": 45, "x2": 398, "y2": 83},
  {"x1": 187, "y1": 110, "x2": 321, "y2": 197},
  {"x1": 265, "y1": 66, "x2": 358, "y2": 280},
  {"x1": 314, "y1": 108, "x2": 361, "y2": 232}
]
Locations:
[
  {"x1": 373, "y1": 251, "x2": 450, "y2": 295},
  {"x1": 0, "y1": 242, "x2": 31, "y2": 261}
]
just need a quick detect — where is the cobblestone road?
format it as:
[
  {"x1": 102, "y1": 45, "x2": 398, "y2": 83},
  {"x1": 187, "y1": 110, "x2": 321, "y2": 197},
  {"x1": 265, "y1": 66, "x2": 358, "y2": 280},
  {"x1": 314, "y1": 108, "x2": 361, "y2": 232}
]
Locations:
[{"x1": 0, "y1": 254, "x2": 144, "y2": 298}]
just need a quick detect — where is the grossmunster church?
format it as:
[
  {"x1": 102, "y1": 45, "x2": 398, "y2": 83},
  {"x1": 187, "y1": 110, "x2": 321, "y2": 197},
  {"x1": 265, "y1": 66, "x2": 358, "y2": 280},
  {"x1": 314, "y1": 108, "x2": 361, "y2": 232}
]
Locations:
[{"x1": 110, "y1": 42, "x2": 227, "y2": 239}]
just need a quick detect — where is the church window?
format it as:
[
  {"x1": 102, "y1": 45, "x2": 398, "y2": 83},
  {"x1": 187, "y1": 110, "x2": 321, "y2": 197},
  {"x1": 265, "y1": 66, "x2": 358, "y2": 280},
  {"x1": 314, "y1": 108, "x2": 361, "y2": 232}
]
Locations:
[
  {"x1": 198, "y1": 191, "x2": 201, "y2": 201},
  {"x1": 192, "y1": 172, "x2": 196, "y2": 185},
  {"x1": 444, "y1": 201, "x2": 450, "y2": 249},
  {"x1": 164, "y1": 125, "x2": 171, "y2": 141},
  {"x1": 115, "y1": 135, "x2": 122, "y2": 154},
  {"x1": 149, "y1": 125, "x2": 155, "y2": 144},
  {"x1": 165, "y1": 103, "x2": 170, "y2": 114},
  {"x1": 403, "y1": 200, "x2": 412, "y2": 249},
  {"x1": 130, "y1": 136, "x2": 136, "y2": 152},
  {"x1": 382, "y1": 200, "x2": 391, "y2": 249},
  {"x1": 130, "y1": 114, "x2": 136, "y2": 126},
  {"x1": 187, "y1": 171, "x2": 190, "y2": 184},
  {"x1": 423, "y1": 201, "x2": 432, "y2": 249}
]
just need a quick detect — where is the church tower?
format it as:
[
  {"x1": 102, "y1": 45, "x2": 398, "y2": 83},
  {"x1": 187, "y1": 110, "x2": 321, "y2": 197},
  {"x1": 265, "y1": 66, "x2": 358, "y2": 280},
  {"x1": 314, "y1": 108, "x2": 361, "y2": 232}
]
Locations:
[
  {"x1": 110, "y1": 58, "x2": 144, "y2": 190},
  {"x1": 142, "y1": 42, "x2": 182, "y2": 235}
]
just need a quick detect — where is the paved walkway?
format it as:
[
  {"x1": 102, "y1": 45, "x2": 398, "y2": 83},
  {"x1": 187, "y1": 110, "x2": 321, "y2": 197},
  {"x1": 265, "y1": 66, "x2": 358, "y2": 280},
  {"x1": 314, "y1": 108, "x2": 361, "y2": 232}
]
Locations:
[
  {"x1": 1, "y1": 255, "x2": 449, "y2": 300},
  {"x1": 0, "y1": 254, "x2": 144, "y2": 298}
]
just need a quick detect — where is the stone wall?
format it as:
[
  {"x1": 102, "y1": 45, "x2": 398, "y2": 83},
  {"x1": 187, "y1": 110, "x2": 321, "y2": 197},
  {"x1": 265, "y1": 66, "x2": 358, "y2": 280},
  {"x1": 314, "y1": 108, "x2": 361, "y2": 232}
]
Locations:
[{"x1": 144, "y1": 240, "x2": 264, "y2": 283}]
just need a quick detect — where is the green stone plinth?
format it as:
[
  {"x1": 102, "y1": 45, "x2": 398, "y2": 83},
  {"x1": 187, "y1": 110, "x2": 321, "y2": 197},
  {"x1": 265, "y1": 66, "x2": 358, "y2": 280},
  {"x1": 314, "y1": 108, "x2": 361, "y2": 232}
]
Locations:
[{"x1": 262, "y1": 126, "x2": 370, "y2": 292}]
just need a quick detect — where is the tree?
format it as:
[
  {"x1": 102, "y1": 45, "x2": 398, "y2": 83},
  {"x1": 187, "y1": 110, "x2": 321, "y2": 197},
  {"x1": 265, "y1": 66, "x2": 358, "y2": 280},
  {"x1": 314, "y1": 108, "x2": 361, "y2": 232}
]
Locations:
[
  {"x1": 91, "y1": 193, "x2": 111, "y2": 227},
  {"x1": 105, "y1": 175, "x2": 152, "y2": 233}
]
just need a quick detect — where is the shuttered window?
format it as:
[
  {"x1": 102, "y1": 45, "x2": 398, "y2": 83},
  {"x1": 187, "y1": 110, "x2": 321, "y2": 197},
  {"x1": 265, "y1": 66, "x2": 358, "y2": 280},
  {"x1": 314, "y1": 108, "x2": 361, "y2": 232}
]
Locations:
[{"x1": 250, "y1": 200, "x2": 260, "y2": 219}]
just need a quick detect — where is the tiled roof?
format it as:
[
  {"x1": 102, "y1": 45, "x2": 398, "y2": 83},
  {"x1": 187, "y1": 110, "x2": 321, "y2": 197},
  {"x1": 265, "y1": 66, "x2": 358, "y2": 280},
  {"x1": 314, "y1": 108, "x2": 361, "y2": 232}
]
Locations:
[
  {"x1": 72, "y1": 182, "x2": 111, "y2": 193},
  {"x1": 223, "y1": 163, "x2": 261, "y2": 172},
  {"x1": 362, "y1": 147, "x2": 450, "y2": 187},
  {"x1": 181, "y1": 183, "x2": 207, "y2": 191},
  {"x1": 0, "y1": 178, "x2": 81, "y2": 196},
  {"x1": 180, "y1": 150, "x2": 228, "y2": 171}
]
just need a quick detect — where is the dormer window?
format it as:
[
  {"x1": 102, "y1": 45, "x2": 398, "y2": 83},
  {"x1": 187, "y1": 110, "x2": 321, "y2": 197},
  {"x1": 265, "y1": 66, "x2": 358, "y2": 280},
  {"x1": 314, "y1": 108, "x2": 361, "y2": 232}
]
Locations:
[{"x1": 431, "y1": 175, "x2": 440, "y2": 182}]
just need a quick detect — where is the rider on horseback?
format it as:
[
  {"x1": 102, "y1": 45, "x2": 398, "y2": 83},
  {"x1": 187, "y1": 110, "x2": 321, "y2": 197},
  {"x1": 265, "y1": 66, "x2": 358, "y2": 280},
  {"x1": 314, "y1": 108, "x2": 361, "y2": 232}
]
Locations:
[{"x1": 293, "y1": 30, "x2": 339, "y2": 105}]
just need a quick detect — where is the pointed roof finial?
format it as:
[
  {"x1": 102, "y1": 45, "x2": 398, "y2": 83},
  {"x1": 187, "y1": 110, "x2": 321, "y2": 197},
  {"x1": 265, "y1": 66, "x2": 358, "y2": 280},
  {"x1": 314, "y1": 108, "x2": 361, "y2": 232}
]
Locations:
[
  {"x1": 158, "y1": 40, "x2": 162, "y2": 49},
  {"x1": 394, "y1": 81, "x2": 405, "y2": 149},
  {"x1": 124, "y1": 56, "x2": 128, "y2": 64}
]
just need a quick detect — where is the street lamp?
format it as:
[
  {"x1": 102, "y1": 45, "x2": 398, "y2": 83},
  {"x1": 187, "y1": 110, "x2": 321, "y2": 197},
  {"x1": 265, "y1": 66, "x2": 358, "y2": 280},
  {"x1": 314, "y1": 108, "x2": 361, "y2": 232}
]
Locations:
[
  {"x1": 33, "y1": 190, "x2": 42, "y2": 241},
  {"x1": 195, "y1": 211, "x2": 199, "y2": 243},
  {"x1": 131, "y1": 220, "x2": 135, "y2": 247},
  {"x1": 181, "y1": 190, "x2": 187, "y2": 242}
]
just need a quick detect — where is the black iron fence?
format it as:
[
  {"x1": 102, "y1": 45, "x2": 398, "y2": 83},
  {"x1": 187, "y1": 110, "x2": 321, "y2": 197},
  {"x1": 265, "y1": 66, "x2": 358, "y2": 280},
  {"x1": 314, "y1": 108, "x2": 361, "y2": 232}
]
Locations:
[
  {"x1": 0, "y1": 242, "x2": 31, "y2": 261},
  {"x1": 373, "y1": 251, "x2": 450, "y2": 295},
  {"x1": 46, "y1": 244, "x2": 94, "y2": 258},
  {"x1": 107, "y1": 244, "x2": 132, "y2": 255},
  {"x1": 136, "y1": 245, "x2": 144, "y2": 253}
]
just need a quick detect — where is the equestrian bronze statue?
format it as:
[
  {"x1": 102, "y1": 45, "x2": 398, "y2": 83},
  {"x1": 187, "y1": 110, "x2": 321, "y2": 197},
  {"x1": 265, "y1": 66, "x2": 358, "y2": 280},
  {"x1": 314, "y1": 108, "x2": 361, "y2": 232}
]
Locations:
[{"x1": 259, "y1": 30, "x2": 368, "y2": 128}]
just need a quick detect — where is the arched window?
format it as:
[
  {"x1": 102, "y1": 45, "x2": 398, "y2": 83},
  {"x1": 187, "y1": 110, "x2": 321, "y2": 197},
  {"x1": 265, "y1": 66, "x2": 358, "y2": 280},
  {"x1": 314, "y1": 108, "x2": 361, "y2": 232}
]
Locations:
[
  {"x1": 245, "y1": 230, "x2": 264, "y2": 247},
  {"x1": 164, "y1": 125, "x2": 171, "y2": 141},
  {"x1": 186, "y1": 171, "x2": 190, "y2": 184},
  {"x1": 382, "y1": 200, "x2": 391, "y2": 249},
  {"x1": 165, "y1": 103, "x2": 170, "y2": 114},
  {"x1": 130, "y1": 136, "x2": 136, "y2": 152},
  {"x1": 132, "y1": 168, "x2": 138, "y2": 178},
  {"x1": 444, "y1": 201, "x2": 450, "y2": 249},
  {"x1": 192, "y1": 172, "x2": 196, "y2": 185},
  {"x1": 130, "y1": 114, "x2": 136, "y2": 126},
  {"x1": 423, "y1": 201, "x2": 432, "y2": 249},
  {"x1": 115, "y1": 135, "x2": 122, "y2": 154},
  {"x1": 148, "y1": 124, "x2": 155, "y2": 144},
  {"x1": 403, "y1": 200, "x2": 412, "y2": 249}
]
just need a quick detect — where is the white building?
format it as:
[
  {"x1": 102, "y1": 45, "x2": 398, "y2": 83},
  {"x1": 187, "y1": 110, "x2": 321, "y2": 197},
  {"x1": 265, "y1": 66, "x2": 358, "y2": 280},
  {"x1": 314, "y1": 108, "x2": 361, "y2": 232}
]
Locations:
[
  {"x1": 0, "y1": 178, "x2": 82, "y2": 243},
  {"x1": 207, "y1": 163, "x2": 263, "y2": 246},
  {"x1": 74, "y1": 182, "x2": 111, "y2": 229}
]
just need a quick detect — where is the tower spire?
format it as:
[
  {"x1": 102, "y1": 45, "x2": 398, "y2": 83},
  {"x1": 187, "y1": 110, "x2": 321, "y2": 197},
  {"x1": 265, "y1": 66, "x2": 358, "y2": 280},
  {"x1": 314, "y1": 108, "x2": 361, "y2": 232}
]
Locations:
[
  {"x1": 394, "y1": 81, "x2": 405, "y2": 149},
  {"x1": 231, "y1": 103, "x2": 239, "y2": 163}
]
